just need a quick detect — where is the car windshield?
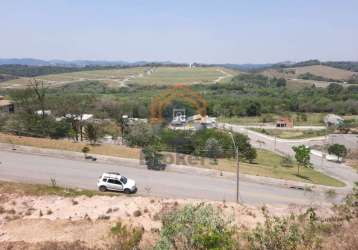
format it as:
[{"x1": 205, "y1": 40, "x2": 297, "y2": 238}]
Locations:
[{"x1": 120, "y1": 176, "x2": 127, "y2": 184}]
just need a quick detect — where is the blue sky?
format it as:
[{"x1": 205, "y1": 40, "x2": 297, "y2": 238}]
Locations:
[{"x1": 1, "y1": 0, "x2": 357, "y2": 63}]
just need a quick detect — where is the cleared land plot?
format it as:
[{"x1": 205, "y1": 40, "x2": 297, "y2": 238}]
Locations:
[
  {"x1": 0, "y1": 67, "x2": 148, "y2": 89},
  {"x1": 287, "y1": 78, "x2": 349, "y2": 90},
  {"x1": 261, "y1": 65, "x2": 357, "y2": 89},
  {"x1": 262, "y1": 65, "x2": 356, "y2": 81},
  {"x1": 127, "y1": 67, "x2": 232, "y2": 85},
  {"x1": 0, "y1": 67, "x2": 233, "y2": 89},
  {"x1": 0, "y1": 133, "x2": 344, "y2": 186}
]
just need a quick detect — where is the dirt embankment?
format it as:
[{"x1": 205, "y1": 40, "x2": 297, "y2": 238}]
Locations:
[{"x1": 0, "y1": 190, "x2": 335, "y2": 249}]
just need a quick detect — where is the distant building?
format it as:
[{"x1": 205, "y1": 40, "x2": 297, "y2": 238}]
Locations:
[
  {"x1": 127, "y1": 117, "x2": 148, "y2": 125},
  {"x1": 35, "y1": 110, "x2": 52, "y2": 116},
  {"x1": 169, "y1": 113, "x2": 216, "y2": 131},
  {"x1": 324, "y1": 114, "x2": 344, "y2": 127},
  {"x1": 59, "y1": 113, "x2": 94, "y2": 121},
  {"x1": 0, "y1": 96, "x2": 14, "y2": 113},
  {"x1": 276, "y1": 117, "x2": 293, "y2": 128}
]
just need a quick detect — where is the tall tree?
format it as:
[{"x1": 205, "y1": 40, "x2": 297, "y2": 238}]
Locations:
[
  {"x1": 29, "y1": 79, "x2": 48, "y2": 120},
  {"x1": 292, "y1": 145, "x2": 312, "y2": 176},
  {"x1": 84, "y1": 123, "x2": 99, "y2": 145}
]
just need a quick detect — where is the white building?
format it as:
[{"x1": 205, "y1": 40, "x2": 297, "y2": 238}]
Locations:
[
  {"x1": 169, "y1": 114, "x2": 216, "y2": 131},
  {"x1": 324, "y1": 114, "x2": 344, "y2": 127}
]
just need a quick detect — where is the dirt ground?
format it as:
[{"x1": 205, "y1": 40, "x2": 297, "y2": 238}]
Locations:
[{"x1": 0, "y1": 192, "x2": 334, "y2": 249}]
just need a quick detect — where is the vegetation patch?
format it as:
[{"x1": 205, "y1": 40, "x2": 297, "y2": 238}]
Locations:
[
  {"x1": 252, "y1": 128, "x2": 328, "y2": 139},
  {"x1": 0, "y1": 180, "x2": 111, "y2": 197}
]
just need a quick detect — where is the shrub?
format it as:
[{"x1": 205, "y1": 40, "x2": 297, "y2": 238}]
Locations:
[
  {"x1": 81, "y1": 146, "x2": 90, "y2": 157},
  {"x1": 154, "y1": 204, "x2": 237, "y2": 250},
  {"x1": 109, "y1": 221, "x2": 143, "y2": 250},
  {"x1": 97, "y1": 215, "x2": 110, "y2": 220},
  {"x1": 133, "y1": 210, "x2": 142, "y2": 217},
  {"x1": 247, "y1": 207, "x2": 322, "y2": 250},
  {"x1": 124, "y1": 122, "x2": 155, "y2": 147}
]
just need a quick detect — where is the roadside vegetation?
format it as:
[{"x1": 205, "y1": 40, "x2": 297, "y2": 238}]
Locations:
[
  {"x1": 251, "y1": 128, "x2": 328, "y2": 139},
  {"x1": 0, "y1": 180, "x2": 111, "y2": 197},
  {"x1": 218, "y1": 112, "x2": 326, "y2": 126},
  {"x1": 156, "y1": 186, "x2": 358, "y2": 250}
]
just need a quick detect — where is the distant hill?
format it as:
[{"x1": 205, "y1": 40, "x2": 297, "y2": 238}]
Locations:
[
  {"x1": 261, "y1": 65, "x2": 356, "y2": 81},
  {"x1": 0, "y1": 58, "x2": 186, "y2": 68},
  {"x1": 270, "y1": 59, "x2": 358, "y2": 72},
  {"x1": 0, "y1": 58, "x2": 50, "y2": 66}
]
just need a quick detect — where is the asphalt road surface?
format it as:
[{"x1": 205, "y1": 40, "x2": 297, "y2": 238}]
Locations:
[{"x1": 0, "y1": 150, "x2": 335, "y2": 206}]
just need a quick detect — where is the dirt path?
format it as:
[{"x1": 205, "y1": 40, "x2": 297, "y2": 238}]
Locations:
[{"x1": 214, "y1": 69, "x2": 233, "y2": 83}]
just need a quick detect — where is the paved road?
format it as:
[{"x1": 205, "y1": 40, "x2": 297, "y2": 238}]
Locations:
[
  {"x1": 0, "y1": 150, "x2": 336, "y2": 206},
  {"x1": 219, "y1": 123, "x2": 358, "y2": 189}
]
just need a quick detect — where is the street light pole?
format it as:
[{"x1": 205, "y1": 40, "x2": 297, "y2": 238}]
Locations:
[{"x1": 229, "y1": 132, "x2": 239, "y2": 203}]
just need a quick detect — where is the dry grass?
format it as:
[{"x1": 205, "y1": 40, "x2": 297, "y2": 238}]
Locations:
[
  {"x1": 322, "y1": 219, "x2": 358, "y2": 250},
  {"x1": 0, "y1": 180, "x2": 108, "y2": 197},
  {"x1": 291, "y1": 65, "x2": 356, "y2": 80},
  {"x1": 0, "y1": 133, "x2": 140, "y2": 159},
  {"x1": 261, "y1": 65, "x2": 356, "y2": 81},
  {"x1": 0, "y1": 67, "x2": 149, "y2": 89},
  {"x1": 0, "y1": 66, "x2": 234, "y2": 89},
  {"x1": 127, "y1": 67, "x2": 231, "y2": 85},
  {"x1": 346, "y1": 159, "x2": 358, "y2": 171}
]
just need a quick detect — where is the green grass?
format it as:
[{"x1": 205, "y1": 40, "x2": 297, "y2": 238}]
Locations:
[
  {"x1": 193, "y1": 149, "x2": 345, "y2": 187},
  {"x1": 0, "y1": 180, "x2": 112, "y2": 197},
  {"x1": 218, "y1": 113, "x2": 326, "y2": 126},
  {"x1": 250, "y1": 128, "x2": 328, "y2": 139},
  {"x1": 127, "y1": 67, "x2": 231, "y2": 85}
]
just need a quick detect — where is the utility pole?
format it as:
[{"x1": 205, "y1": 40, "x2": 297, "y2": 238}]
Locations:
[
  {"x1": 229, "y1": 132, "x2": 239, "y2": 203},
  {"x1": 235, "y1": 145, "x2": 239, "y2": 203}
]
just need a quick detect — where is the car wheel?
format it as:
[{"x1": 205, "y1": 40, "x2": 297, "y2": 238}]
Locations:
[
  {"x1": 99, "y1": 186, "x2": 107, "y2": 192},
  {"x1": 124, "y1": 189, "x2": 131, "y2": 194}
]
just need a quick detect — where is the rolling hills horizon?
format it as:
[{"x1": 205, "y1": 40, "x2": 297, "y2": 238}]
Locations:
[{"x1": 1, "y1": 58, "x2": 357, "y2": 70}]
